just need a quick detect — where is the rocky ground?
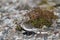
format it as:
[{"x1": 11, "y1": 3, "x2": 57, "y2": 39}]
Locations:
[{"x1": 0, "y1": 0, "x2": 60, "y2": 40}]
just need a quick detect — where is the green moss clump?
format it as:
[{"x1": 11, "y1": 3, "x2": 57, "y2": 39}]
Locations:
[
  {"x1": 25, "y1": 8, "x2": 58, "y2": 29},
  {"x1": 39, "y1": 0, "x2": 48, "y2": 5},
  {"x1": 26, "y1": 18, "x2": 52, "y2": 28}
]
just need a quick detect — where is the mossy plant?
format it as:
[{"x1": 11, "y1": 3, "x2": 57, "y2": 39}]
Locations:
[
  {"x1": 26, "y1": 18, "x2": 52, "y2": 28},
  {"x1": 39, "y1": 0, "x2": 48, "y2": 5},
  {"x1": 25, "y1": 7, "x2": 58, "y2": 29}
]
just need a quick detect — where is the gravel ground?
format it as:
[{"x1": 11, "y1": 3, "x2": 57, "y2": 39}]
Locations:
[{"x1": 0, "y1": 0, "x2": 60, "y2": 40}]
